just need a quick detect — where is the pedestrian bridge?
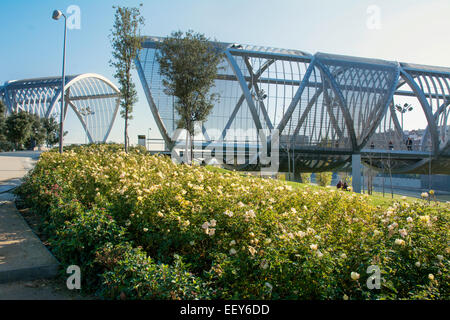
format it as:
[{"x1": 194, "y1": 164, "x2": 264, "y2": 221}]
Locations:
[
  {"x1": 136, "y1": 36, "x2": 450, "y2": 179},
  {"x1": 0, "y1": 73, "x2": 120, "y2": 143}
]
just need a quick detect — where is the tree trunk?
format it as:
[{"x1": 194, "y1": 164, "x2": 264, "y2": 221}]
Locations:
[
  {"x1": 185, "y1": 129, "x2": 189, "y2": 164},
  {"x1": 124, "y1": 110, "x2": 128, "y2": 153},
  {"x1": 190, "y1": 133, "x2": 194, "y2": 164}
]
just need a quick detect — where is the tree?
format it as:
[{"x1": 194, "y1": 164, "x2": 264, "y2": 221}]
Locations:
[
  {"x1": 315, "y1": 171, "x2": 333, "y2": 187},
  {"x1": 0, "y1": 100, "x2": 12, "y2": 151},
  {"x1": 300, "y1": 172, "x2": 311, "y2": 184},
  {"x1": 5, "y1": 112, "x2": 33, "y2": 150},
  {"x1": 157, "y1": 30, "x2": 224, "y2": 163},
  {"x1": 25, "y1": 114, "x2": 47, "y2": 149},
  {"x1": 109, "y1": 5, "x2": 145, "y2": 153},
  {"x1": 42, "y1": 117, "x2": 61, "y2": 147},
  {"x1": 0, "y1": 100, "x2": 6, "y2": 143}
]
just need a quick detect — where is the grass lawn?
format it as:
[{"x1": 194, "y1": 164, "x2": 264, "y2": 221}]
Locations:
[{"x1": 205, "y1": 165, "x2": 448, "y2": 209}]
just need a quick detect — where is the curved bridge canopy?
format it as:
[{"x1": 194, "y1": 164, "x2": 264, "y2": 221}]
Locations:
[
  {"x1": 136, "y1": 36, "x2": 450, "y2": 174},
  {"x1": 0, "y1": 73, "x2": 120, "y2": 143}
]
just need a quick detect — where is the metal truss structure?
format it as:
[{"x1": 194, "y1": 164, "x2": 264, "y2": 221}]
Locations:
[
  {"x1": 0, "y1": 73, "x2": 120, "y2": 143},
  {"x1": 136, "y1": 36, "x2": 450, "y2": 175}
]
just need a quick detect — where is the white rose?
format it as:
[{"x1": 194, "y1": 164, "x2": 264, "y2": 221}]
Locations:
[
  {"x1": 260, "y1": 260, "x2": 269, "y2": 270},
  {"x1": 398, "y1": 229, "x2": 408, "y2": 238},
  {"x1": 202, "y1": 222, "x2": 210, "y2": 230},
  {"x1": 351, "y1": 272, "x2": 360, "y2": 280}
]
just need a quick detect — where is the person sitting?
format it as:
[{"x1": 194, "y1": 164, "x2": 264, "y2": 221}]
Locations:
[
  {"x1": 337, "y1": 180, "x2": 343, "y2": 189},
  {"x1": 342, "y1": 182, "x2": 348, "y2": 190},
  {"x1": 370, "y1": 142, "x2": 375, "y2": 149}
]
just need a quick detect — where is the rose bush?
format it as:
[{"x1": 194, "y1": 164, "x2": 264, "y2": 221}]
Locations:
[{"x1": 16, "y1": 144, "x2": 449, "y2": 299}]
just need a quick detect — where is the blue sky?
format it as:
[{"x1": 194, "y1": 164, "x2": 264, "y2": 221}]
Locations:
[{"x1": 1, "y1": 0, "x2": 449, "y2": 145}]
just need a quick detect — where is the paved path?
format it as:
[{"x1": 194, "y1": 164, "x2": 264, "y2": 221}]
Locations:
[
  {"x1": 0, "y1": 151, "x2": 92, "y2": 299},
  {"x1": 0, "y1": 151, "x2": 41, "y2": 194},
  {"x1": 0, "y1": 279, "x2": 89, "y2": 300},
  {"x1": 0, "y1": 151, "x2": 59, "y2": 286}
]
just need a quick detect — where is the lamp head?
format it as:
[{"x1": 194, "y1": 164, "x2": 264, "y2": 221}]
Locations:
[{"x1": 52, "y1": 10, "x2": 63, "y2": 20}]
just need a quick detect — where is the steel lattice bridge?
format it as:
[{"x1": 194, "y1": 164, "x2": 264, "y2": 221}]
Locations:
[
  {"x1": 0, "y1": 73, "x2": 120, "y2": 143},
  {"x1": 136, "y1": 36, "x2": 450, "y2": 186}
]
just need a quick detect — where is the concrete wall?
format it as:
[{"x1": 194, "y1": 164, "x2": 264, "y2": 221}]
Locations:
[
  {"x1": 372, "y1": 177, "x2": 422, "y2": 189},
  {"x1": 420, "y1": 174, "x2": 450, "y2": 191}
]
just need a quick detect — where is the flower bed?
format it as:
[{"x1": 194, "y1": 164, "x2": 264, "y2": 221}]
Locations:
[{"x1": 16, "y1": 144, "x2": 449, "y2": 299}]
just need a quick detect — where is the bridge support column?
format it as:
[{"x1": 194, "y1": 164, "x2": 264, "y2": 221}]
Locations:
[{"x1": 352, "y1": 154, "x2": 361, "y2": 193}]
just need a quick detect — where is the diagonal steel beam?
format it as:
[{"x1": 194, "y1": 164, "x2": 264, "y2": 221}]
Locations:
[
  {"x1": 134, "y1": 56, "x2": 174, "y2": 149},
  {"x1": 314, "y1": 60, "x2": 358, "y2": 150},
  {"x1": 291, "y1": 87, "x2": 322, "y2": 140},
  {"x1": 323, "y1": 87, "x2": 344, "y2": 140},
  {"x1": 243, "y1": 57, "x2": 273, "y2": 130},
  {"x1": 277, "y1": 57, "x2": 316, "y2": 134},
  {"x1": 68, "y1": 101, "x2": 94, "y2": 143},
  {"x1": 421, "y1": 99, "x2": 450, "y2": 151},
  {"x1": 359, "y1": 63, "x2": 400, "y2": 149},
  {"x1": 218, "y1": 58, "x2": 274, "y2": 141},
  {"x1": 400, "y1": 69, "x2": 440, "y2": 155},
  {"x1": 103, "y1": 97, "x2": 120, "y2": 143},
  {"x1": 289, "y1": 66, "x2": 349, "y2": 145},
  {"x1": 224, "y1": 50, "x2": 264, "y2": 133}
]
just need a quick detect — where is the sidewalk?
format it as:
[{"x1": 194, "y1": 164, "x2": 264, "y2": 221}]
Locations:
[{"x1": 0, "y1": 151, "x2": 59, "y2": 286}]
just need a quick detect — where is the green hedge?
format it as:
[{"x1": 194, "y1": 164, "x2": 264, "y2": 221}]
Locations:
[{"x1": 16, "y1": 144, "x2": 449, "y2": 299}]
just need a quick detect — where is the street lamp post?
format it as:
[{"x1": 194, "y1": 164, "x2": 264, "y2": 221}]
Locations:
[
  {"x1": 395, "y1": 103, "x2": 414, "y2": 138},
  {"x1": 52, "y1": 9, "x2": 67, "y2": 154}
]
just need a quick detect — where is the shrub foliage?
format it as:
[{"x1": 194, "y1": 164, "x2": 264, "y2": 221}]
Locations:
[{"x1": 16, "y1": 144, "x2": 449, "y2": 299}]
